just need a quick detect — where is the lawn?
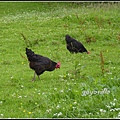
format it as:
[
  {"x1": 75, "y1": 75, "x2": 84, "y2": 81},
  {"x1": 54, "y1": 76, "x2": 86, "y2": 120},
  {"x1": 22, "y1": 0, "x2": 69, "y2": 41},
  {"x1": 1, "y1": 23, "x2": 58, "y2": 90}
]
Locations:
[{"x1": 0, "y1": 2, "x2": 120, "y2": 118}]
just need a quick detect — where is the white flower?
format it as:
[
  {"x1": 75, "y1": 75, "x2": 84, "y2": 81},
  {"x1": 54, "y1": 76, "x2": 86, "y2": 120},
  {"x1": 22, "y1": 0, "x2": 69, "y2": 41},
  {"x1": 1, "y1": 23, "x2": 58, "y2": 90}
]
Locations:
[
  {"x1": 114, "y1": 108, "x2": 119, "y2": 111},
  {"x1": 118, "y1": 112, "x2": 120, "y2": 117},
  {"x1": 96, "y1": 112, "x2": 99, "y2": 115},
  {"x1": 110, "y1": 102, "x2": 115, "y2": 106},
  {"x1": 12, "y1": 93, "x2": 16, "y2": 97},
  {"x1": 107, "y1": 72, "x2": 112, "y2": 74},
  {"x1": 89, "y1": 112, "x2": 92, "y2": 115},
  {"x1": 100, "y1": 109, "x2": 106, "y2": 113},
  {"x1": 35, "y1": 88, "x2": 37, "y2": 91},
  {"x1": 18, "y1": 96, "x2": 22, "y2": 98},
  {"x1": 72, "y1": 107, "x2": 76, "y2": 109},
  {"x1": 57, "y1": 112, "x2": 62, "y2": 117},
  {"x1": 53, "y1": 113, "x2": 57, "y2": 116},
  {"x1": 106, "y1": 105, "x2": 111, "y2": 109},
  {"x1": 103, "y1": 110, "x2": 106, "y2": 113},
  {"x1": 54, "y1": 88, "x2": 57, "y2": 91},
  {"x1": 112, "y1": 103, "x2": 116, "y2": 106},
  {"x1": 56, "y1": 105, "x2": 60, "y2": 109},
  {"x1": 46, "y1": 109, "x2": 51, "y2": 113},
  {"x1": 110, "y1": 102, "x2": 113, "y2": 105},
  {"x1": 0, "y1": 114, "x2": 4, "y2": 117},
  {"x1": 0, "y1": 101, "x2": 3, "y2": 104},
  {"x1": 73, "y1": 101, "x2": 77, "y2": 105},
  {"x1": 100, "y1": 109, "x2": 103, "y2": 112},
  {"x1": 60, "y1": 90, "x2": 64, "y2": 93}
]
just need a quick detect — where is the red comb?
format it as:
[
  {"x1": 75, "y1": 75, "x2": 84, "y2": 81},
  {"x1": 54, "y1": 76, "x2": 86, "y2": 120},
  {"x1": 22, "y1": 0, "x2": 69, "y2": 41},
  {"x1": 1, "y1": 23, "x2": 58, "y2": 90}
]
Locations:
[{"x1": 58, "y1": 62, "x2": 61, "y2": 65}]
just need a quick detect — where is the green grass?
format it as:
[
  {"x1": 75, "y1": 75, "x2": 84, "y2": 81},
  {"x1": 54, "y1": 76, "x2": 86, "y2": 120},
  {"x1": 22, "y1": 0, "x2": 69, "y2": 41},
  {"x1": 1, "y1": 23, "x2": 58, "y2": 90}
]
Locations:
[{"x1": 0, "y1": 2, "x2": 120, "y2": 118}]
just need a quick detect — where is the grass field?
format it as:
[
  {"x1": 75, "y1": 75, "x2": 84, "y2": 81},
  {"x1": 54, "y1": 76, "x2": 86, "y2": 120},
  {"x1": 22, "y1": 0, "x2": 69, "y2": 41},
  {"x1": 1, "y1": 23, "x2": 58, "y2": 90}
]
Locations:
[{"x1": 0, "y1": 2, "x2": 120, "y2": 118}]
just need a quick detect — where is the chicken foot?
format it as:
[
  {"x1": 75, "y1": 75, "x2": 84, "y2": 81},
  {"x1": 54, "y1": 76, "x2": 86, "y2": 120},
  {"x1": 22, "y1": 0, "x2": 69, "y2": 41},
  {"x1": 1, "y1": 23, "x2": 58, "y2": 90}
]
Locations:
[{"x1": 32, "y1": 72, "x2": 40, "y2": 82}]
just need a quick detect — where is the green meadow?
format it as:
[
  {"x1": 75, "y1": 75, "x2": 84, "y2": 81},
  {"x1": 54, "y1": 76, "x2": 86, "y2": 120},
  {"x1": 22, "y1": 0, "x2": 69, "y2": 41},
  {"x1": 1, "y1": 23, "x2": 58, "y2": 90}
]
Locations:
[{"x1": 0, "y1": 2, "x2": 120, "y2": 118}]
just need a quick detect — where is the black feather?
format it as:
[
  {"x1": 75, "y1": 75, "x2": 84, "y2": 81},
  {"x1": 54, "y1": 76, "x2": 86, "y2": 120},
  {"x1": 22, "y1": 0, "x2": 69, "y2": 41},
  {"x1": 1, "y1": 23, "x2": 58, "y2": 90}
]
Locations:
[
  {"x1": 25, "y1": 48, "x2": 59, "y2": 81},
  {"x1": 65, "y1": 34, "x2": 88, "y2": 54}
]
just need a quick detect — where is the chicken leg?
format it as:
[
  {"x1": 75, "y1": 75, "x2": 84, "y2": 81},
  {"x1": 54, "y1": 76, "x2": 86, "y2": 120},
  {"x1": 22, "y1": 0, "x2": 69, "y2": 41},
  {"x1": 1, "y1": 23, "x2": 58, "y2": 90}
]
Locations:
[
  {"x1": 32, "y1": 72, "x2": 36, "y2": 82},
  {"x1": 32, "y1": 72, "x2": 40, "y2": 82}
]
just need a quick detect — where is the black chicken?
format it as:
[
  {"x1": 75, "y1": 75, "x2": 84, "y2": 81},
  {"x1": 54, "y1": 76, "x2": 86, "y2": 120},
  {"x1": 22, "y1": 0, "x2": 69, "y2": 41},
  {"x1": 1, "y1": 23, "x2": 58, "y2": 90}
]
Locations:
[
  {"x1": 65, "y1": 34, "x2": 90, "y2": 54},
  {"x1": 25, "y1": 48, "x2": 61, "y2": 81}
]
